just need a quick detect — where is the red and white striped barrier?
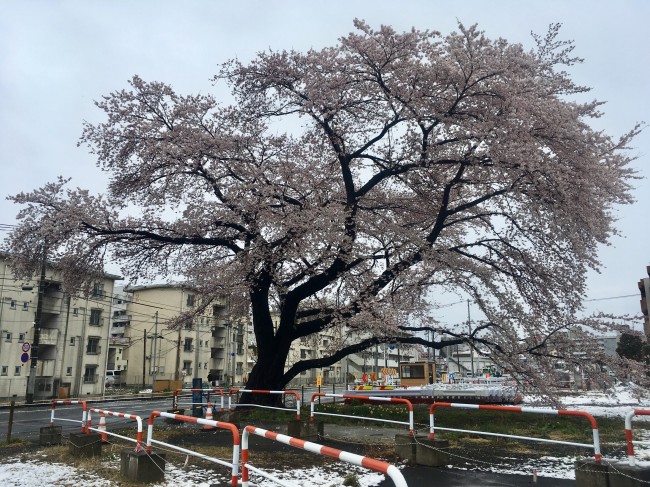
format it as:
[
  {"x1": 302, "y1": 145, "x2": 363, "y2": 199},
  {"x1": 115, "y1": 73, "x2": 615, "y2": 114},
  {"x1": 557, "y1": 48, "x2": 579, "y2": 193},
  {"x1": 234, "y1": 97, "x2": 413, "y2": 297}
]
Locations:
[
  {"x1": 429, "y1": 402, "x2": 602, "y2": 463},
  {"x1": 147, "y1": 411, "x2": 240, "y2": 487},
  {"x1": 310, "y1": 393, "x2": 414, "y2": 436},
  {"x1": 172, "y1": 388, "x2": 225, "y2": 412},
  {"x1": 87, "y1": 408, "x2": 144, "y2": 450},
  {"x1": 624, "y1": 409, "x2": 650, "y2": 466},
  {"x1": 228, "y1": 389, "x2": 301, "y2": 420},
  {"x1": 241, "y1": 425, "x2": 407, "y2": 487},
  {"x1": 50, "y1": 400, "x2": 88, "y2": 433}
]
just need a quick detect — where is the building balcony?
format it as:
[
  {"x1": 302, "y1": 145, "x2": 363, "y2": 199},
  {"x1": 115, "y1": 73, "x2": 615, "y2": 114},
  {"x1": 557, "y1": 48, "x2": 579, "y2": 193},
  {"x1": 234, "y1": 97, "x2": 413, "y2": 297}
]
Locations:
[
  {"x1": 39, "y1": 328, "x2": 59, "y2": 346},
  {"x1": 42, "y1": 295, "x2": 62, "y2": 315},
  {"x1": 36, "y1": 359, "x2": 55, "y2": 377},
  {"x1": 109, "y1": 336, "x2": 130, "y2": 346}
]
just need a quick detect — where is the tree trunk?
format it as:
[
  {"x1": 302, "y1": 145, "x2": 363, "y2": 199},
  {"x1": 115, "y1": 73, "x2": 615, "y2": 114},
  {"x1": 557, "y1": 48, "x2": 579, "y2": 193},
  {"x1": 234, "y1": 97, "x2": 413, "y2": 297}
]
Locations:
[{"x1": 241, "y1": 331, "x2": 293, "y2": 407}]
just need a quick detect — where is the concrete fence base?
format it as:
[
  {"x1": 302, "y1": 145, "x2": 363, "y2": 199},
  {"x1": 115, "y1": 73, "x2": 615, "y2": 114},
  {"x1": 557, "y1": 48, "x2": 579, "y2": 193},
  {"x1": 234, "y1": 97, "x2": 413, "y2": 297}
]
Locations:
[
  {"x1": 608, "y1": 462, "x2": 650, "y2": 487},
  {"x1": 68, "y1": 432, "x2": 102, "y2": 458},
  {"x1": 575, "y1": 460, "x2": 609, "y2": 487},
  {"x1": 415, "y1": 438, "x2": 450, "y2": 467},
  {"x1": 288, "y1": 420, "x2": 324, "y2": 440},
  {"x1": 395, "y1": 433, "x2": 417, "y2": 464},
  {"x1": 39, "y1": 426, "x2": 62, "y2": 446},
  {"x1": 121, "y1": 449, "x2": 167, "y2": 483}
]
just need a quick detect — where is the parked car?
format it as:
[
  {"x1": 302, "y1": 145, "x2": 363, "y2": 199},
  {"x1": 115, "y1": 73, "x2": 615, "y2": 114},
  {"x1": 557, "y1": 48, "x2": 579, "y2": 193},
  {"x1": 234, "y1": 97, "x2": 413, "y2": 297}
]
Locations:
[{"x1": 105, "y1": 369, "x2": 123, "y2": 386}]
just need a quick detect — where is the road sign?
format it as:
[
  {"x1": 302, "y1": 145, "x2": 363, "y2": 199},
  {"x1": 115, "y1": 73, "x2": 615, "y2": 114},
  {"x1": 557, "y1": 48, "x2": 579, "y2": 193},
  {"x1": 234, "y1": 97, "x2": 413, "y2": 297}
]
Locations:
[
  {"x1": 21, "y1": 342, "x2": 31, "y2": 353},
  {"x1": 20, "y1": 353, "x2": 29, "y2": 363}
]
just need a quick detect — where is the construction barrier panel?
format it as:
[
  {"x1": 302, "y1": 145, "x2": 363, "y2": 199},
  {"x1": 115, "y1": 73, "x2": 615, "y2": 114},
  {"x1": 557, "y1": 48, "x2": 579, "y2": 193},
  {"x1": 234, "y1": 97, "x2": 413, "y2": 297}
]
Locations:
[
  {"x1": 241, "y1": 425, "x2": 407, "y2": 487},
  {"x1": 229, "y1": 389, "x2": 301, "y2": 420},
  {"x1": 87, "y1": 408, "x2": 144, "y2": 450},
  {"x1": 310, "y1": 393, "x2": 414, "y2": 435},
  {"x1": 429, "y1": 402, "x2": 602, "y2": 463},
  {"x1": 50, "y1": 400, "x2": 88, "y2": 433},
  {"x1": 146, "y1": 411, "x2": 240, "y2": 486}
]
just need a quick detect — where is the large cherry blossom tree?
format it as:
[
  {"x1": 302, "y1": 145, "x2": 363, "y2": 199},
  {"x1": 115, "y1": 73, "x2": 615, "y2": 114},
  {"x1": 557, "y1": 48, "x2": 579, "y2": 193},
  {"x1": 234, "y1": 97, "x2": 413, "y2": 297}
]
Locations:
[{"x1": 5, "y1": 21, "x2": 642, "y2": 396}]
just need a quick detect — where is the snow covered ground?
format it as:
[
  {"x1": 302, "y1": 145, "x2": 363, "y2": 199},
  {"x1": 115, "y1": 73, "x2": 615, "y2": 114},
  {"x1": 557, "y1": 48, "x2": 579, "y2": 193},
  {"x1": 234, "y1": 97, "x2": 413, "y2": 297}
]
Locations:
[{"x1": 2, "y1": 386, "x2": 650, "y2": 486}]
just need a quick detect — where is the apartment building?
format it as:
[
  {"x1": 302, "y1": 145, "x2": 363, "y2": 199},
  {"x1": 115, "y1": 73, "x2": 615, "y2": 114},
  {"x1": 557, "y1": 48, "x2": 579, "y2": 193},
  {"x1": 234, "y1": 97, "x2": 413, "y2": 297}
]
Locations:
[
  {"x1": 0, "y1": 253, "x2": 120, "y2": 401},
  {"x1": 109, "y1": 284, "x2": 248, "y2": 388}
]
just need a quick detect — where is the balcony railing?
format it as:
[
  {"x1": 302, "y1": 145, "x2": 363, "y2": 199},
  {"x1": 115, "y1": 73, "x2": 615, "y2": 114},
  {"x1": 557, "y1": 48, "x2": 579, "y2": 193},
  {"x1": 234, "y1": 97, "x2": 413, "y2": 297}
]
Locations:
[
  {"x1": 42, "y1": 296, "x2": 62, "y2": 315},
  {"x1": 36, "y1": 359, "x2": 56, "y2": 377},
  {"x1": 39, "y1": 328, "x2": 59, "y2": 346},
  {"x1": 109, "y1": 336, "x2": 130, "y2": 346}
]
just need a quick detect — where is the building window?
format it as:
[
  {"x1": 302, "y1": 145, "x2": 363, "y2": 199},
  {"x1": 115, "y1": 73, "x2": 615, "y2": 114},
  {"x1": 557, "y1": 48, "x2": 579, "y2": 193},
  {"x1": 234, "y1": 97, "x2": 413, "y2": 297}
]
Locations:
[
  {"x1": 86, "y1": 337, "x2": 100, "y2": 355},
  {"x1": 70, "y1": 337, "x2": 76, "y2": 346},
  {"x1": 83, "y1": 365, "x2": 98, "y2": 383},
  {"x1": 1, "y1": 366, "x2": 7, "y2": 376},
  {"x1": 236, "y1": 362, "x2": 243, "y2": 375},
  {"x1": 92, "y1": 282, "x2": 104, "y2": 299},
  {"x1": 73, "y1": 307, "x2": 78, "y2": 316},
  {"x1": 10, "y1": 300, "x2": 16, "y2": 310},
  {"x1": 14, "y1": 366, "x2": 20, "y2": 376},
  {"x1": 18, "y1": 333, "x2": 25, "y2": 342},
  {"x1": 89, "y1": 309, "x2": 102, "y2": 326},
  {"x1": 66, "y1": 367, "x2": 72, "y2": 376},
  {"x1": 23, "y1": 301, "x2": 29, "y2": 311},
  {"x1": 186, "y1": 294, "x2": 195, "y2": 307},
  {"x1": 184, "y1": 321, "x2": 193, "y2": 330},
  {"x1": 183, "y1": 338, "x2": 193, "y2": 352},
  {"x1": 4, "y1": 332, "x2": 11, "y2": 342},
  {"x1": 182, "y1": 361, "x2": 192, "y2": 375}
]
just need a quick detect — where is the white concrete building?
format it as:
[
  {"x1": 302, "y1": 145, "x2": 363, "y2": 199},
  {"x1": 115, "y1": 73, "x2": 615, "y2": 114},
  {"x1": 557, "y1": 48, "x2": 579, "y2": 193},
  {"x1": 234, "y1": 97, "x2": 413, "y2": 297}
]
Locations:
[
  {"x1": 109, "y1": 284, "x2": 248, "y2": 388},
  {"x1": 0, "y1": 253, "x2": 120, "y2": 401}
]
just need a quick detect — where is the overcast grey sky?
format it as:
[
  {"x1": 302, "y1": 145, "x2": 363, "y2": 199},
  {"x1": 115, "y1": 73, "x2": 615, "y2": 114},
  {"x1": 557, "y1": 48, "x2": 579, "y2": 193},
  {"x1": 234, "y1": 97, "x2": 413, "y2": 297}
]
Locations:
[{"x1": 1, "y1": 0, "x2": 648, "y2": 326}]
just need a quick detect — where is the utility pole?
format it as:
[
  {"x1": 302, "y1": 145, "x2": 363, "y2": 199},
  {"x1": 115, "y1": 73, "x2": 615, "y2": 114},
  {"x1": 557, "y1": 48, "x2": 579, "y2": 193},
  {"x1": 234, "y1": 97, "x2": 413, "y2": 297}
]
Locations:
[
  {"x1": 152, "y1": 311, "x2": 159, "y2": 390},
  {"x1": 25, "y1": 244, "x2": 47, "y2": 404},
  {"x1": 194, "y1": 319, "x2": 200, "y2": 380},
  {"x1": 142, "y1": 329, "x2": 146, "y2": 389}
]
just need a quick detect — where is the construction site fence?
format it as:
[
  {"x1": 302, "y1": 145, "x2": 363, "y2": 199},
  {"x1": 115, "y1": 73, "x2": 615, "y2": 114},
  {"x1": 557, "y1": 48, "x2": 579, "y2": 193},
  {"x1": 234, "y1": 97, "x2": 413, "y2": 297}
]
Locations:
[
  {"x1": 310, "y1": 392, "x2": 414, "y2": 435},
  {"x1": 241, "y1": 425, "x2": 408, "y2": 487},
  {"x1": 429, "y1": 401, "x2": 602, "y2": 463}
]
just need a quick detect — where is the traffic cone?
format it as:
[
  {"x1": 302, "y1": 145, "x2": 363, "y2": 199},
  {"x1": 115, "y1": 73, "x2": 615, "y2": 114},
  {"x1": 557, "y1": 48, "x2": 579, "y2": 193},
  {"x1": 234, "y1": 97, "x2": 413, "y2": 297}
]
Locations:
[
  {"x1": 98, "y1": 415, "x2": 108, "y2": 443},
  {"x1": 203, "y1": 402, "x2": 215, "y2": 430}
]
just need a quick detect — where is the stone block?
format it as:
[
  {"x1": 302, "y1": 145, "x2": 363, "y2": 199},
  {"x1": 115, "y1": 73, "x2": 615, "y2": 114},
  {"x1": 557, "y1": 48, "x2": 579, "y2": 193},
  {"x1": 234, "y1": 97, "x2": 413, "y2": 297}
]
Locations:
[
  {"x1": 39, "y1": 425, "x2": 62, "y2": 446},
  {"x1": 415, "y1": 437, "x2": 450, "y2": 467},
  {"x1": 121, "y1": 449, "x2": 167, "y2": 483},
  {"x1": 608, "y1": 462, "x2": 650, "y2": 487},
  {"x1": 288, "y1": 420, "x2": 324, "y2": 439},
  {"x1": 575, "y1": 459, "x2": 609, "y2": 487},
  {"x1": 68, "y1": 432, "x2": 102, "y2": 458},
  {"x1": 395, "y1": 433, "x2": 417, "y2": 464}
]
